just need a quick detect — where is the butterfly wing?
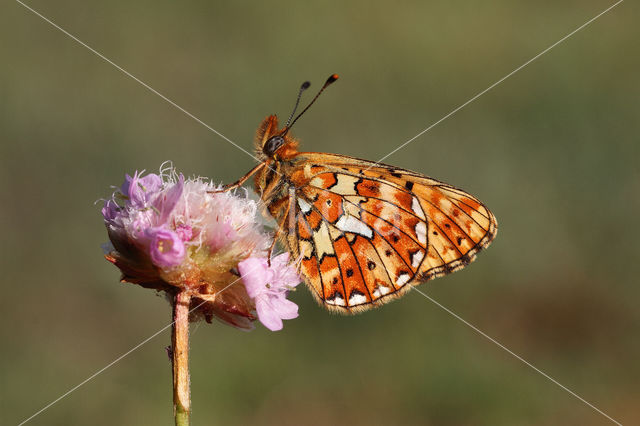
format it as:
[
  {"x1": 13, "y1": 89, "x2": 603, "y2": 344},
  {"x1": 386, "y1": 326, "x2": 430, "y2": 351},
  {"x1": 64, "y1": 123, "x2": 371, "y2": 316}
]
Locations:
[{"x1": 283, "y1": 153, "x2": 497, "y2": 313}]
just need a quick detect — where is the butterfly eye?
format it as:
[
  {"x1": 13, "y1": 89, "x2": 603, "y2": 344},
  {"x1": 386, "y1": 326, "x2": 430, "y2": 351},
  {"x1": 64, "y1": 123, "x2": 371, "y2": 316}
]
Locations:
[{"x1": 263, "y1": 136, "x2": 285, "y2": 156}]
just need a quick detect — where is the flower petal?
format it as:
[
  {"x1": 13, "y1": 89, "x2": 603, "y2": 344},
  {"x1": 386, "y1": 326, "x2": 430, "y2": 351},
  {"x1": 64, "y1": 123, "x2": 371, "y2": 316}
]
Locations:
[
  {"x1": 120, "y1": 173, "x2": 135, "y2": 199},
  {"x1": 269, "y1": 296, "x2": 299, "y2": 320},
  {"x1": 256, "y1": 298, "x2": 284, "y2": 331},
  {"x1": 122, "y1": 172, "x2": 163, "y2": 207},
  {"x1": 238, "y1": 256, "x2": 269, "y2": 298},
  {"x1": 102, "y1": 199, "x2": 121, "y2": 224},
  {"x1": 153, "y1": 174, "x2": 184, "y2": 225}
]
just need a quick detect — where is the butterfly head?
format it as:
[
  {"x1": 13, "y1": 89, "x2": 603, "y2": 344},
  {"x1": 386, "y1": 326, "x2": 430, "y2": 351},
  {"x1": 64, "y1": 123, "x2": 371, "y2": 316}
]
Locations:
[{"x1": 255, "y1": 115, "x2": 299, "y2": 161}]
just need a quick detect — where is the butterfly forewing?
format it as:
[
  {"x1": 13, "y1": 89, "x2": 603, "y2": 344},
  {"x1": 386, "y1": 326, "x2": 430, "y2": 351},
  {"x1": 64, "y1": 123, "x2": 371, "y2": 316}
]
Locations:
[{"x1": 277, "y1": 153, "x2": 497, "y2": 313}]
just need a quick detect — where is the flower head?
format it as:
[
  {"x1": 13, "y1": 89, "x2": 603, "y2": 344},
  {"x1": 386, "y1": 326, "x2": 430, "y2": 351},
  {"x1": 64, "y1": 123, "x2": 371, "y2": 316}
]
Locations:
[
  {"x1": 102, "y1": 163, "x2": 294, "y2": 330},
  {"x1": 238, "y1": 253, "x2": 301, "y2": 331}
]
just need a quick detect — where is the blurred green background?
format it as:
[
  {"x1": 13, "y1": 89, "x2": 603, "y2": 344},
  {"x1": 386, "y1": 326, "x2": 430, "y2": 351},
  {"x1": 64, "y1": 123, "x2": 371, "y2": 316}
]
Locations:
[{"x1": 1, "y1": 0, "x2": 638, "y2": 425}]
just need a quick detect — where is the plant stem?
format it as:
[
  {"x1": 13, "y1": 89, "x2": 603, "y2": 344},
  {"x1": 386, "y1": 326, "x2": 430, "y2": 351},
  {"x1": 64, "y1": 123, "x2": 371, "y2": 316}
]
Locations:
[{"x1": 172, "y1": 290, "x2": 191, "y2": 426}]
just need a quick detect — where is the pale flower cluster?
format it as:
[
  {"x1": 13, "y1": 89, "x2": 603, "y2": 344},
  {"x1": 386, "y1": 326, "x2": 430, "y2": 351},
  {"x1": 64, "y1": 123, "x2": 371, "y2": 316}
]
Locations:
[{"x1": 102, "y1": 164, "x2": 300, "y2": 331}]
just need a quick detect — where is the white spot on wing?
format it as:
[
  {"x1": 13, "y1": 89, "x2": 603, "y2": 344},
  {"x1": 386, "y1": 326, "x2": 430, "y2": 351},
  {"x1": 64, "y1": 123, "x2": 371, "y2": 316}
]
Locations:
[
  {"x1": 372, "y1": 285, "x2": 392, "y2": 298},
  {"x1": 335, "y1": 215, "x2": 373, "y2": 238},
  {"x1": 415, "y1": 222, "x2": 427, "y2": 245},
  {"x1": 348, "y1": 293, "x2": 367, "y2": 306},
  {"x1": 326, "y1": 293, "x2": 345, "y2": 306},
  {"x1": 411, "y1": 250, "x2": 425, "y2": 268},
  {"x1": 412, "y1": 197, "x2": 426, "y2": 220},
  {"x1": 297, "y1": 198, "x2": 312, "y2": 213},
  {"x1": 396, "y1": 273, "x2": 410, "y2": 287}
]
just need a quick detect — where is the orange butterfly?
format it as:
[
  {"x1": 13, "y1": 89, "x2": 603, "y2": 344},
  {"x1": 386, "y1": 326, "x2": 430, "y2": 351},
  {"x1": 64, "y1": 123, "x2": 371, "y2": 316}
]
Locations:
[{"x1": 224, "y1": 74, "x2": 497, "y2": 313}]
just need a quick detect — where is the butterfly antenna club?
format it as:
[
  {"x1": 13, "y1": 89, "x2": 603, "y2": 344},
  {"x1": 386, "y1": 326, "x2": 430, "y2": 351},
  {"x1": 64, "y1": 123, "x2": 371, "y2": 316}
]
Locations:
[{"x1": 285, "y1": 81, "x2": 311, "y2": 128}]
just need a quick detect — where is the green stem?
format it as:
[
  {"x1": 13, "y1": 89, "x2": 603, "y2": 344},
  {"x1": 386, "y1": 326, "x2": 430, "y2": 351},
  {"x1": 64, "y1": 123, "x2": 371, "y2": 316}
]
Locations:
[{"x1": 172, "y1": 290, "x2": 191, "y2": 426}]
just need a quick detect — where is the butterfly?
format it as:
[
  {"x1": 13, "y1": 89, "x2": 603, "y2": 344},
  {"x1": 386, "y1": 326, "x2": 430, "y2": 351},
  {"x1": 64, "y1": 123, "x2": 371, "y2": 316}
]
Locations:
[{"x1": 224, "y1": 74, "x2": 497, "y2": 313}]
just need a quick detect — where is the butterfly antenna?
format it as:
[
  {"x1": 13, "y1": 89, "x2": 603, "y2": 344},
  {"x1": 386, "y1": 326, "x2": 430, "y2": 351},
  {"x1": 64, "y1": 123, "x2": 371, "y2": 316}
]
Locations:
[
  {"x1": 285, "y1": 81, "x2": 311, "y2": 128},
  {"x1": 282, "y1": 74, "x2": 339, "y2": 135}
]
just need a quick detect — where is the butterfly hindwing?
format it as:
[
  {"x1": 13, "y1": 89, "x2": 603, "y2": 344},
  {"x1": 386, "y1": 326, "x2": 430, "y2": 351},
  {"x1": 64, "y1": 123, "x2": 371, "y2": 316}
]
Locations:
[{"x1": 282, "y1": 153, "x2": 497, "y2": 313}]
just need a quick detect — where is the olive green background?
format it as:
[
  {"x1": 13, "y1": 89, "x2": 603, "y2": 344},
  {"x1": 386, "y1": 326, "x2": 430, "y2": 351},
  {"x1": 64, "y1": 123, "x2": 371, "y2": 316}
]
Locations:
[{"x1": 2, "y1": 1, "x2": 638, "y2": 425}]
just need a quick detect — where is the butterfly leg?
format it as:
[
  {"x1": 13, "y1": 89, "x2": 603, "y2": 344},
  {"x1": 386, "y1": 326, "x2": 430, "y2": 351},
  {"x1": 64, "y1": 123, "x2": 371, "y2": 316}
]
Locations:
[
  {"x1": 266, "y1": 189, "x2": 296, "y2": 266},
  {"x1": 209, "y1": 162, "x2": 266, "y2": 193},
  {"x1": 266, "y1": 228, "x2": 282, "y2": 266}
]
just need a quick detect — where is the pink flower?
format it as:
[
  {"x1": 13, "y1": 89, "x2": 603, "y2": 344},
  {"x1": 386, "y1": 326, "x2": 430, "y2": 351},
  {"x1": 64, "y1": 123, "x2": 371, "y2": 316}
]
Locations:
[
  {"x1": 238, "y1": 253, "x2": 301, "y2": 331},
  {"x1": 101, "y1": 199, "x2": 121, "y2": 225},
  {"x1": 102, "y1": 163, "x2": 273, "y2": 330},
  {"x1": 147, "y1": 227, "x2": 186, "y2": 268},
  {"x1": 121, "y1": 171, "x2": 163, "y2": 207},
  {"x1": 127, "y1": 209, "x2": 155, "y2": 239},
  {"x1": 152, "y1": 174, "x2": 184, "y2": 225}
]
